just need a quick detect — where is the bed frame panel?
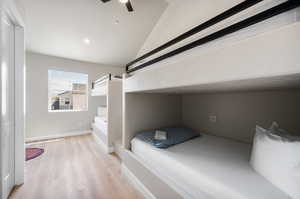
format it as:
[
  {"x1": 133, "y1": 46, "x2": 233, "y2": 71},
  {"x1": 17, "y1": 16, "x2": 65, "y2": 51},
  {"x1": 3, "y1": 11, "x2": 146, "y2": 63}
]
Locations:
[
  {"x1": 124, "y1": 22, "x2": 300, "y2": 93},
  {"x1": 122, "y1": 150, "x2": 183, "y2": 199}
]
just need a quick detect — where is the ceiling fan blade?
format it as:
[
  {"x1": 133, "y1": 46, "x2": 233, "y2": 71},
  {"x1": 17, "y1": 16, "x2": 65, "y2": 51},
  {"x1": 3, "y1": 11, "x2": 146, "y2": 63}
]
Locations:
[
  {"x1": 100, "y1": 0, "x2": 111, "y2": 3},
  {"x1": 125, "y1": 0, "x2": 134, "y2": 12}
]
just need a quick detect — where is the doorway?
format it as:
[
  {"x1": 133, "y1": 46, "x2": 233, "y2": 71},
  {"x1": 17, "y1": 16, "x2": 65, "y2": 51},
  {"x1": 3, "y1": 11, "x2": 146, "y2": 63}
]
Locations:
[
  {"x1": 1, "y1": 5, "x2": 25, "y2": 199},
  {"x1": 1, "y1": 14, "x2": 16, "y2": 199}
]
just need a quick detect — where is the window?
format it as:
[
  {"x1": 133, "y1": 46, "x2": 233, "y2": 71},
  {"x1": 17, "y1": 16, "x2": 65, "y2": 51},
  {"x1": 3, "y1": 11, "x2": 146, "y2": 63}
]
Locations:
[{"x1": 48, "y1": 70, "x2": 88, "y2": 112}]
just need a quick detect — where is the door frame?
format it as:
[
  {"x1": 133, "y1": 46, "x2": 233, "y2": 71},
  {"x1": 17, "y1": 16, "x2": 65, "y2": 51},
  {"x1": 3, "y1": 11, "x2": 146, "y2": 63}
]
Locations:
[{"x1": 1, "y1": 0, "x2": 25, "y2": 188}]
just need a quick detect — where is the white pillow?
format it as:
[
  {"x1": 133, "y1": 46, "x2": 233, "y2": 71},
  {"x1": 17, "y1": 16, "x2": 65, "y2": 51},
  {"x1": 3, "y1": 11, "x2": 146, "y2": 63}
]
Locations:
[{"x1": 250, "y1": 123, "x2": 300, "y2": 199}]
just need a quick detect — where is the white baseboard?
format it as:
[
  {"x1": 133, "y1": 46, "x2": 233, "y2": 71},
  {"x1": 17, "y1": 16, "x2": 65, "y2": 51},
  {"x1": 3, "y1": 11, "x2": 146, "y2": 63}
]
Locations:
[
  {"x1": 26, "y1": 130, "x2": 91, "y2": 142},
  {"x1": 121, "y1": 163, "x2": 156, "y2": 199},
  {"x1": 92, "y1": 132, "x2": 114, "y2": 153}
]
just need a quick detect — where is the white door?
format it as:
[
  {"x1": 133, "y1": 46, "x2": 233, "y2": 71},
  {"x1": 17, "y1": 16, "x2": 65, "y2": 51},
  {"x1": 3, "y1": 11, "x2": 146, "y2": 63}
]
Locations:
[{"x1": 1, "y1": 15, "x2": 15, "y2": 199}]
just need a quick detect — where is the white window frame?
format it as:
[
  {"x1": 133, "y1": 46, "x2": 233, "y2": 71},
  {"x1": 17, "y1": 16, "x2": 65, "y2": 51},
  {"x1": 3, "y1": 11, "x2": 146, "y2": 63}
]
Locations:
[{"x1": 47, "y1": 69, "x2": 89, "y2": 113}]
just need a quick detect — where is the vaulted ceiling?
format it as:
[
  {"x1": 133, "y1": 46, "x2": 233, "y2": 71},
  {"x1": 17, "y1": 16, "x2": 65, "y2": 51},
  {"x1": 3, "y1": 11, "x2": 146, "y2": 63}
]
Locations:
[{"x1": 17, "y1": 0, "x2": 168, "y2": 66}]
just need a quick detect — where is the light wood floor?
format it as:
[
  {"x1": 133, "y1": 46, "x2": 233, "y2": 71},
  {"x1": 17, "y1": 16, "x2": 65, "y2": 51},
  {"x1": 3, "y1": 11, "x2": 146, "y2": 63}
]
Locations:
[{"x1": 10, "y1": 135, "x2": 143, "y2": 199}]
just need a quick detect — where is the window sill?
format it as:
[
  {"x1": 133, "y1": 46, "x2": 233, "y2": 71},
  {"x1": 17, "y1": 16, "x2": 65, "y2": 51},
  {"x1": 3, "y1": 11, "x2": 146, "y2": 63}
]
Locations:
[{"x1": 48, "y1": 110, "x2": 88, "y2": 113}]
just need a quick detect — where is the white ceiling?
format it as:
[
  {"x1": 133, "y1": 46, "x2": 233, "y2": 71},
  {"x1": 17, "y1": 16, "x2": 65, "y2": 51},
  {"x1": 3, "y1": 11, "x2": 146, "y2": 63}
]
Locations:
[{"x1": 17, "y1": 0, "x2": 168, "y2": 66}]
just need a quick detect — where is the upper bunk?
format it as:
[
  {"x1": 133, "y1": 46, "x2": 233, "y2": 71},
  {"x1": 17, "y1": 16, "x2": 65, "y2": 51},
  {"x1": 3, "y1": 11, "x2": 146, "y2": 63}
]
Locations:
[
  {"x1": 91, "y1": 73, "x2": 123, "y2": 153},
  {"x1": 91, "y1": 74, "x2": 122, "y2": 96},
  {"x1": 124, "y1": 0, "x2": 300, "y2": 94}
]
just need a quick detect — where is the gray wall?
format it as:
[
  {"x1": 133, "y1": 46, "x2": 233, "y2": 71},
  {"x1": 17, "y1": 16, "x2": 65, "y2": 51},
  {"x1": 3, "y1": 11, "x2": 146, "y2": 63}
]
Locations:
[
  {"x1": 26, "y1": 52, "x2": 124, "y2": 139},
  {"x1": 123, "y1": 93, "x2": 182, "y2": 149},
  {"x1": 138, "y1": 0, "x2": 299, "y2": 57},
  {"x1": 183, "y1": 89, "x2": 300, "y2": 143}
]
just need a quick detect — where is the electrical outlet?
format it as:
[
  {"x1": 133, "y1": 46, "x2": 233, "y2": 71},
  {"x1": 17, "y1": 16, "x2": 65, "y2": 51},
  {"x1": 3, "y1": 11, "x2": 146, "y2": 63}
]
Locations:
[{"x1": 209, "y1": 115, "x2": 217, "y2": 123}]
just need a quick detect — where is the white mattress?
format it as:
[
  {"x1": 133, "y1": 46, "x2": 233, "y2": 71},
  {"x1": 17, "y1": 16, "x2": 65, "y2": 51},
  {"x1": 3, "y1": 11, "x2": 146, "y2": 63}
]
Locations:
[{"x1": 131, "y1": 134, "x2": 289, "y2": 199}]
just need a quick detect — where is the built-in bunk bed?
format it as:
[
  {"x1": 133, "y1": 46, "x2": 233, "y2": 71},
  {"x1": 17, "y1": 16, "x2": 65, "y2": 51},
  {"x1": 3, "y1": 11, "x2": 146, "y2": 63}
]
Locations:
[
  {"x1": 91, "y1": 74, "x2": 122, "y2": 153},
  {"x1": 121, "y1": 1, "x2": 300, "y2": 199}
]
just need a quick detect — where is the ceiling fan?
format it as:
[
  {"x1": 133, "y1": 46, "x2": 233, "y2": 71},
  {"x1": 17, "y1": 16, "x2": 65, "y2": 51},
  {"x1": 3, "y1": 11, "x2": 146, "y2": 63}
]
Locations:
[{"x1": 100, "y1": 0, "x2": 134, "y2": 12}]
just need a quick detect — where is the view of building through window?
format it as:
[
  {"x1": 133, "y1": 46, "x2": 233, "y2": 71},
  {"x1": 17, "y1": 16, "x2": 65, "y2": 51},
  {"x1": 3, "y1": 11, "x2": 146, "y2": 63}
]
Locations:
[{"x1": 48, "y1": 70, "x2": 88, "y2": 111}]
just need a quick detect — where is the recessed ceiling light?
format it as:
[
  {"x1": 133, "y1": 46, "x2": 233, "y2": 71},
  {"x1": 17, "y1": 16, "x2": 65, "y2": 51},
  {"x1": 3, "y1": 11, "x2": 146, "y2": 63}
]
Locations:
[
  {"x1": 119, "y1": 0, "x2": 128, "y2": 4},
  {"x1": 83, "y1": 38, "x2": 91, "y2": 45}
]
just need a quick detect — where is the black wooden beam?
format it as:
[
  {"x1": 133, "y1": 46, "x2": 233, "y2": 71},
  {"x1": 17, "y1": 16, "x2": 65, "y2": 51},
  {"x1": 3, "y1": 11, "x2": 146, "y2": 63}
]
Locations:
[
  {"x1": 126, "y1": 0, "x2": 263, "y2": 71},
  {"x1": 127, "y1": 0, "x2": 300, "y2": 74}
]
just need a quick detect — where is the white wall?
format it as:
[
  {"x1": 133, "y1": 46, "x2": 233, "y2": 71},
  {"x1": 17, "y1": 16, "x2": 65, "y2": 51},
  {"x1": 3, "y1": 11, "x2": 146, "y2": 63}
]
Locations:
[
  {"x1": 137, "y1": 0, "x2": 298, "y2": 57},
  {"x1": 183, "y1": 90, "x2": 300, "y2": 143},
  {"x1": 138, "y1": 0, "x2": 240, "y2": 56},
  {"x1": 26, "y1": 52, "x2": 124, "y2": 140}
]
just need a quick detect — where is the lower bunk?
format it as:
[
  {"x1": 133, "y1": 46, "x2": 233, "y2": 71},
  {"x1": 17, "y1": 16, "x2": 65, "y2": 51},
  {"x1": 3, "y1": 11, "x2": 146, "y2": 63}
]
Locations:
[
  {"x1": 122, "y1": 90, "x2": 300, "y2": 199},
  {"x1": 123, "y1": 133, "x2": 290, "y2": 199}
]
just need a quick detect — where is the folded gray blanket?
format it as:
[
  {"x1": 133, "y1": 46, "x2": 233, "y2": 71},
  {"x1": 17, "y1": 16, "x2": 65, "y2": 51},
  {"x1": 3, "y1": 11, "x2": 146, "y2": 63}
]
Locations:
[{"x1": 135, "y1": 127, "x2": 200, "y2": 149}]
